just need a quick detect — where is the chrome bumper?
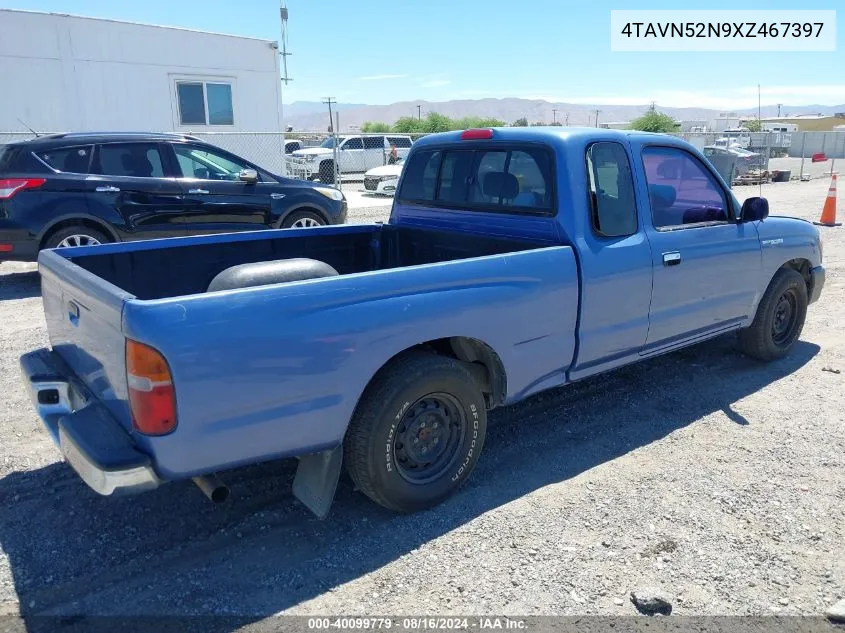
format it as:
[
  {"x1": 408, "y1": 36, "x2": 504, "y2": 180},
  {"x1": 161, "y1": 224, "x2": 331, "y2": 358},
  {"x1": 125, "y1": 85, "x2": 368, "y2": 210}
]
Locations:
[{"x1": 19, "y1": 348, "x2": 160, "y2": 496}]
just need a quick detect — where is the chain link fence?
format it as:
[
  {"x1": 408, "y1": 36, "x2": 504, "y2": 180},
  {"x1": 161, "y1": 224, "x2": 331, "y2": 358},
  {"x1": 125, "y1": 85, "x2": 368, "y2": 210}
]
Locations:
[{"x1": 1, "y1": 130, "x2": 841, "y2": 191}]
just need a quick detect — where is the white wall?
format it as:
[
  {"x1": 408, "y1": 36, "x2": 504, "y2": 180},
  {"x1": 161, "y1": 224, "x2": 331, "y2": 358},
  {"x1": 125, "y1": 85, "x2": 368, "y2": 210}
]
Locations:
[{"x1": 0, "y1": 10, "x2": 283, "y2": 134}]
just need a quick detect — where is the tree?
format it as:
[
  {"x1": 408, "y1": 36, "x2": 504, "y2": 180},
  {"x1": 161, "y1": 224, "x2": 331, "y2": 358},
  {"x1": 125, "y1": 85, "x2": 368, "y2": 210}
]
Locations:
[
  {"x1": 393, "y1": 116, "x2": 425, "y2": 133},
  {"x1": 512, "y1": 117, "x2": 529, "y2": 127},
  {"x1": 744, "y1": 118, "x2": 762, "y2": 132},
  {"x1": 628, "y1": 110, "x2": 679, "y2": 133},
  {"x1": 361, "y1": 121, "x2": 391, "y2": 133}
]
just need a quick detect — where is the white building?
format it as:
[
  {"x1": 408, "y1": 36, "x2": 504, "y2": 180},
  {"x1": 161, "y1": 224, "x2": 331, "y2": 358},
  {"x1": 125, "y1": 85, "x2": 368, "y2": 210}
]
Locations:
[{"x1": 0, "y1": 9, "x2": 287, "y2": 169}]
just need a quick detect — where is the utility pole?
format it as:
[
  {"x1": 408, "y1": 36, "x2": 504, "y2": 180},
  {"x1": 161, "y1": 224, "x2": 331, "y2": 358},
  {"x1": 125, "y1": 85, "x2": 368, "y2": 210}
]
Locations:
[
  {"x1": 322, "y1": 97, "x2": 338, "y2": 186},
  {"x1": 552, "y1": 108, "x2": 558, "y2": 124},
  {"x1": 417, "y1": 105, "x2": 422, "y2": 121},
  {"x1": 565, "y1": 112, "x2": 569, "y2": 126},
  {"x1": 279, "y1": 4, "x2": 293, "y2": 85},
  {"x1": 649, "y1": 101, "x2": 656, "y2": 111},
  {"x1": 594, "y1": 109, "x2": 601, "y2": 127},
  {"x1": 777, "y1": 103, "x2": 783, "y2": 117}
]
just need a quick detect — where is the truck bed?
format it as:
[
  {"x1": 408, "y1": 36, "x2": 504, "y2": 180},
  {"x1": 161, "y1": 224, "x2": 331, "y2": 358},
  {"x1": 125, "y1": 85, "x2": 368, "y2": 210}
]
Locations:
[
  {"x1": 65, "y1": 224, "x2": 544, "y2": 299},
  {"x1": 38, "y1": 224, "x2": 579, "y2": 480}
]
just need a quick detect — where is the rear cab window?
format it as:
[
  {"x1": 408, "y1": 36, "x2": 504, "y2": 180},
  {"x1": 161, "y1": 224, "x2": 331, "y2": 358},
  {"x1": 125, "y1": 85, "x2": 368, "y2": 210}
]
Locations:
[{"x1": 398, "y1": 143, "x2": 554, "y2": 214}]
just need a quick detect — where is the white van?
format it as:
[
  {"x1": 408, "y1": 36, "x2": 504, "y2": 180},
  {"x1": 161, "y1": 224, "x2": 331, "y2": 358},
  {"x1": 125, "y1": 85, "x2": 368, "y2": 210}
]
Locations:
[{"x1": 291, "y1": 135, "x2": 413, "y2": 181}]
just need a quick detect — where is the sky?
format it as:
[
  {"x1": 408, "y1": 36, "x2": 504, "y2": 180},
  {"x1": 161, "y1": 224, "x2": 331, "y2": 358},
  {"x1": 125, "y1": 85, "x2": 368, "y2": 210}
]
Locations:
[{"x1": 5, "y1": 0, "x2": 844, "y2": 109}]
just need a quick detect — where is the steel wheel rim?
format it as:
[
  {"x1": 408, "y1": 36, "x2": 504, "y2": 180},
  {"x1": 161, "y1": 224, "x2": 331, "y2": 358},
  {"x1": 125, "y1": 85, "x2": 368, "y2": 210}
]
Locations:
[
  {"x1": 291, "y1": 217, "x2": 321, "y2": 228},
  {"x1": 57, "y1": 234, "x2": 101, "y2": 248},
  {"x1": 393, "y1": 393, "x2": 466, "y2": 485},
  {"x1": 772, "y1": 289, "x2": 797, "y2": 344}
]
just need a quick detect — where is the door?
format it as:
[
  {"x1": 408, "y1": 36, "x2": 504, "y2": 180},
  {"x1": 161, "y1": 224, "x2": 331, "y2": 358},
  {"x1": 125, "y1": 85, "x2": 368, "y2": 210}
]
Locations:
[
  {"x1": 363, "y1": 135, "x2": 387, "y2": 170},
  {"x1": 638, "y1": 144, "x2": 762, "y2": 351},
  {"x1": 569, "y1": 141, "x2": 654, "y2": 380},
  {"x1": 338, "y1": 136, "x2": 365, "y2": 173},
  {"x1": 169, "y1": 143, "x2": 274, "y2": 234},
  {"x1": 87, "y1": 142, "x2": 185, "y2": 240}
]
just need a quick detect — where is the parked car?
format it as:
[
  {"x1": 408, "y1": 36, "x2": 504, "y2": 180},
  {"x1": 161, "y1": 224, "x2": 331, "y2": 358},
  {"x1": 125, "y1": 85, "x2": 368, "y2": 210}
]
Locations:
[
  {"x1": 20, "y1": 128, "x2": 824, "y2": 520},
  {"x1": 284, "y1": 139, "x2": 303, "y2": 154},
  {"x1": 0, "y1": 132, "x2": 347, "y2": 262},
  {"x1": 291, "y1": 134, "x2": 413, "y2": 182},
  {"x1": 703, "y1": 144, "x2": 765, "y2": 175},
  {"x1": 363, "y1": 157, "x2": 404, "y2": 195}
]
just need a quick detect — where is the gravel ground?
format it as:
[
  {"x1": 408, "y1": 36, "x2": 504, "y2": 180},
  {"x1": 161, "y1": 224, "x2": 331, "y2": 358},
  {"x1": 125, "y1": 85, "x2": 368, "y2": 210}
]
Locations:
[{"x1": 0, "y1": 179, "x2": 842, "y2": 625}]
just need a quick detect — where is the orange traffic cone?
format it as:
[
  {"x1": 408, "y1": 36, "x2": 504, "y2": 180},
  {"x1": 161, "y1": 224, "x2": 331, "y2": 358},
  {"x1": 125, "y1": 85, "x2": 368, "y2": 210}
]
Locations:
[{"x1": 814, "y1": 174, "x2": 841, "y2": 227}]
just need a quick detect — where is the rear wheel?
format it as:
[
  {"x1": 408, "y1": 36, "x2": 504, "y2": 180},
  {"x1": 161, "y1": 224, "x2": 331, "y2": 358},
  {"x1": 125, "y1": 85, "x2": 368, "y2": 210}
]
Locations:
[
  {"x1": 344, "y1": 352, "x2": 487, "y2": 513},
  {"x1": 738, "y1": 268, "x2": 808, "y2": 361},
  {"x1": 44, "y1": 226, "x2": 110, "y2": 250}
]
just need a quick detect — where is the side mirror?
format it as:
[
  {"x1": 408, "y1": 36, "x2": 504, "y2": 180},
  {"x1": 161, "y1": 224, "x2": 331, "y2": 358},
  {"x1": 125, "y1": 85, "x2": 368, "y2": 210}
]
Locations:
[
  {"x1": 741, "y1": 196, "x2": 769, "y2": 222},
  {"x1": 238, "y1": 168, "x2": 258, "y2": 184}
]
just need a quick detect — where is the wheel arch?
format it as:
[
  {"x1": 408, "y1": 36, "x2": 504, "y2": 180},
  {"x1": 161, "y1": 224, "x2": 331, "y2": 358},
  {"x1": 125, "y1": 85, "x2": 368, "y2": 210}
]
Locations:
[
  {"x1": 38, "y1": 214, "x2": 120, "y2": 249},
  {"x1": 779, "y1": 258, "x2": 812, "y2": 296},
  {"x1": 352, "y1": 336, "x2": 508, "y2": 418},
  {"x1": 277, "y1": 203, "x2": 331, "y2": 227}
]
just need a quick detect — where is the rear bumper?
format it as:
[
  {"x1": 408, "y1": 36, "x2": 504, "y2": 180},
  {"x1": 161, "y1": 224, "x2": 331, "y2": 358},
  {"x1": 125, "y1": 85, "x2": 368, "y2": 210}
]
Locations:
[
  {"x1": 19, "y1": 348, "x2": 160, "y2": 496},
  {"x1": 0, "y1": 230, "x2": 39, "y2": 262},
  {"x1": 809, "y1": 265, "x2": 825, "y2": 304}
]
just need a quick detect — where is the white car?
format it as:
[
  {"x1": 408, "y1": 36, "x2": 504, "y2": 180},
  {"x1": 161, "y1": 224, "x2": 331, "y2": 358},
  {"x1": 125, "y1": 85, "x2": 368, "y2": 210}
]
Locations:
[
  {"x1": 363, "y1": 158, "x2": 404, "y2": 196},
  {"x1": 292, "y1": 134, "x2": 412, "y2": 182}
]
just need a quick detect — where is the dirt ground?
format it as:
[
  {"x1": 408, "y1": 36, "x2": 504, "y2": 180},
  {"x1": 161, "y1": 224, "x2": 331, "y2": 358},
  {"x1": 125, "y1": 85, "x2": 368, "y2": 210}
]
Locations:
[{"x1": 0, "y1": 178, "x2": 842, "y2": 627}]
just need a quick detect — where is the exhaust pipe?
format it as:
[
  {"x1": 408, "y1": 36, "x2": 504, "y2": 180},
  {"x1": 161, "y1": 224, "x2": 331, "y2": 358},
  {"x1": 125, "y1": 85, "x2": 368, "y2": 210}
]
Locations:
[{"x1": 192, "y1": 475, "x2": 229, "y2": 503}]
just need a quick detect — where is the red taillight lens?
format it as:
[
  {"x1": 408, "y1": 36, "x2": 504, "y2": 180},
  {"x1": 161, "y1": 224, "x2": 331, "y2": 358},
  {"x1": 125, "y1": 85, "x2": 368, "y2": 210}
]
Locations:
[
  {"x1": 126, "y1": 339, "x2": 177, "y2": 435},
  {"x1": 0, "y1": 178, "x2": 46, "y2": 200},
  {"x1": 460, "y1": 129, "x2": 494, "y2": 140}
]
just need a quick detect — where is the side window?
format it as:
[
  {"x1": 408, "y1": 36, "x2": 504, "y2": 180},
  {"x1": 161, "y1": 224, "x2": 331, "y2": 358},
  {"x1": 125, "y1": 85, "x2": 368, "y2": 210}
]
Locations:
[
  {"x1": 586, "y1": 142, "x2": 637, "y2": 237},
  {"x1": 388, "y1": 136, "x2": 412, "y2": 148},
  {"x1": 342, "y1": 138, "x2": 364, "y2": 150},
  {"x1": 172, "y1": 144, "x2": 251, "y2": 181},
  {"x1": 97, "y1": 143, "x2": 164, "y2": 178},
  {"x1": 397, "y1": 150, "x2": 441, "y2": 202},
  {"x1": 363, "y1": 136, "x2": 384, "y2": 150},
  {"x1": 642, "y1": 146, "x2": 729, "y2": 228},
  {"x1": 37, "y1": 145, "x2": 94, "y2": 173}
]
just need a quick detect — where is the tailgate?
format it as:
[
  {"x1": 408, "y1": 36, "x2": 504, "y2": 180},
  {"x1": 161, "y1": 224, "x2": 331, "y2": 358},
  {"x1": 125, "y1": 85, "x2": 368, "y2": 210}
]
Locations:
[{"x1": 38, "y1": 249, "x2": 135, "y2": 431}]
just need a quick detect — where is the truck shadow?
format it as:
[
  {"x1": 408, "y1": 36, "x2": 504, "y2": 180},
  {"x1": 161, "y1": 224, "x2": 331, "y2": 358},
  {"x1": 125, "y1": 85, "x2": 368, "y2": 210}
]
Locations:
[
  {"x1": 0, "y1": 337, "x2": 819, "y2": 631},
  {"x1": 0, "y1": 270, "x2": 40, "y2": 301}
]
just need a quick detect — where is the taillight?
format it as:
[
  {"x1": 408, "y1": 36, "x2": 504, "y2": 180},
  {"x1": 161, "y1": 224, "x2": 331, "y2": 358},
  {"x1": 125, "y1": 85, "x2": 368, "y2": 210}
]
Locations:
[
  {"x1": 126, "y1": 339, "x2": 177, "y2": 435},
  {"x1": 460, "y1": 129, "x2": 494, "y2": 140},
  {"x1": 0, "y1": 178, "x2": 46, "y2": 200}
]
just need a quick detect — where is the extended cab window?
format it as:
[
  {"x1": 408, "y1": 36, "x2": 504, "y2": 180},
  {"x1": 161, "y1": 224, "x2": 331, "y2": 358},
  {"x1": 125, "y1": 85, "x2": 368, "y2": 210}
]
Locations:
[
  {"x1": 586, "y1": 142, "x2": 637, "y2": 237},
  {"x1": 642, "y1": 146, "x2": 730, "y2": 228}
]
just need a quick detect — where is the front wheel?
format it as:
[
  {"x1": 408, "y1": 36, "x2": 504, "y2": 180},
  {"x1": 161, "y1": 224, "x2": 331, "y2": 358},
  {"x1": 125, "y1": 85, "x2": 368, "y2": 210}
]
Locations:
[
  {"x1": 281, "y1": 210, "x2": 326, "y2": 228},
  {"x1": 44, "y1": 226, "x2": 110, "y2": 250},
  {"x1": 738, "y1": 268, "x2": 808, "y2": 361},
  {"x1": 344, "y1": 352, "x2": 488, "y2": 513}
]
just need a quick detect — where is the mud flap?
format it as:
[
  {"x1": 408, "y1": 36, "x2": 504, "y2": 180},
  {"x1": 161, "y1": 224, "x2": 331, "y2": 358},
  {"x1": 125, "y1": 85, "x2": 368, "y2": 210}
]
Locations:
[{"x1": 292, "y1": 446, "x2": 343, "y2": 519}]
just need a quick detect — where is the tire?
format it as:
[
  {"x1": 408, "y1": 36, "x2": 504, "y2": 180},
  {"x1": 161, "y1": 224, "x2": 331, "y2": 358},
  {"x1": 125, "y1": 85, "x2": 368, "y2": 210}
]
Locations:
[
  {"x1": 281, "y1": 210, "x2": 327, "y2": 229},
  {"x1": 317, "y1": 160, "x2": 335, "y2": 184},
  {"x1": 44, "y1": 225, "x2": 110, "y2": 250},
  {"x1": 738, "y1": 267, "x2": 808, "y2": 361},
  {"x1": 344, "y1": 352, "x2": 488, "y2": 513}
]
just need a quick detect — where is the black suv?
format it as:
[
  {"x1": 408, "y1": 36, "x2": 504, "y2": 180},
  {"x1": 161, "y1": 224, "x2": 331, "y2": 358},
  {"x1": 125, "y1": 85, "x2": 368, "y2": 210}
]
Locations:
[{"x1": 0, "y1": 132, "x2": 347, "y2": 262}]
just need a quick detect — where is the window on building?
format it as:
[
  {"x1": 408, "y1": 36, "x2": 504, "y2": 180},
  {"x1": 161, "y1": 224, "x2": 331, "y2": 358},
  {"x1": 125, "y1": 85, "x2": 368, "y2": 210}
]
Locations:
[
  {"x1": 586, "y1": 142, "x2": 638, "y2": 237},
  {"x1": 96, "y1": 143, "x2": 165, "y2": 178},
  {"x1": 176, "y1": 81, "x2": 235, "y2": 126}
]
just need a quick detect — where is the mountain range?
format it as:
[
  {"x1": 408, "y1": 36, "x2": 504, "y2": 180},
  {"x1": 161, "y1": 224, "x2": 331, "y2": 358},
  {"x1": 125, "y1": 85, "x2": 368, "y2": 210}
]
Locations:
[{"x1": 282, "y1": 99, "x2": 845, "y2": 132}]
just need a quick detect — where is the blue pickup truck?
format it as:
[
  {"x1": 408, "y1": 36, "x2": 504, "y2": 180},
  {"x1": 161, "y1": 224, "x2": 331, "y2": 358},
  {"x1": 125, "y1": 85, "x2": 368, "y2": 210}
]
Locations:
[{"x1": 19, "y1": 127, "x2": 825, "y2": 518}]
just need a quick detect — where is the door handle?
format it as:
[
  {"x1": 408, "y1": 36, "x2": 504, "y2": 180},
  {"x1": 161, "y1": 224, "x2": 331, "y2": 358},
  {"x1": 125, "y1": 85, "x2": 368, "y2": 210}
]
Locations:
[
  {"x1": 188, "y1": 188, "x2": 210, "y2": 194},
  {"x1": 270, "y1": 192, "x2": 286, "y2": 199},
  {"x1": 95, "y1": 186, "x2": 120, "y2": 193},
  {"x1": 663, "y1": 252, "x2": 682, "y2": 266}
]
